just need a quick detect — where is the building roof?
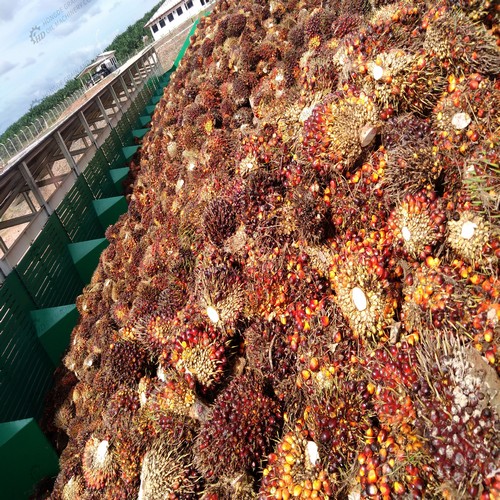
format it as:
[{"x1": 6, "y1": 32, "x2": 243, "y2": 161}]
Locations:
[
  {"x1": 77, "y1": 51, "x2": 117, "y2": 78},
  {"x1": 145, "y1": 0, "x2": 184, "y2": 28}
]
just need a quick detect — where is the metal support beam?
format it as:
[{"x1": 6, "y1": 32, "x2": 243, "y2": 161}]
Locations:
[
  {"x1": 78, "y1": 111, "x2": 97, "y2": 147},
  {"x1": 54, "y1": 131, "x2": 80, "y2": 177},
  {"x1": 120, "y1": 76, "x2": 132, "y2": 99},
  {"x1": 19, "y1": 162, "x2": 53, "y2": 215},
  {"x1": 96, "y1": 96, "x2": 112, "y2": 128},
  {"x1": 22, "y1": 192, "x2": 37, "y2": 213},
  {"x1": 109, "y1": 86, "x2": 124, "y2": 115}
]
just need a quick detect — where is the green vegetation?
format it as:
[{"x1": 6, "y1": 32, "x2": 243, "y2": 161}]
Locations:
[{"x1": 0, "y1": 1, "x2": 162, "y2": 146}]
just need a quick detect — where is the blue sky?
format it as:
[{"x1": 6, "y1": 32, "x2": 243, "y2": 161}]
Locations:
[{"x1": 0, "y1": 0, "x2": 160, "y2": 134}]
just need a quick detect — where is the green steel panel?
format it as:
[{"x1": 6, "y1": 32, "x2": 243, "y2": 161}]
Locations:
[
  {"x1": 68, "y1": 237, "x2": 109, "y2": 284},
  {"x1": 30, "y1": 304, "x2": 78, "y2": 366},
  {"x1": 83, "y1": 152, "x2": 117, "y2": 199},
  {"x1": 0, "y1": 274, "x2": 54, "y2": 423},
  {"x1": 109, "y1": 167, "x2": 130, "y2": 194},
  {"x1": 116, "y1": 117, "x2": 134, "y2": 147},
  {"x1": 145, "y1": 104, "x2": 156, "y2": 115},
  {"x1": 101, "y1": 129, "x2": 124, "y2": 166},
  {"x1": 0, "y1": 418, "x2": 59, "y2": 499},
  {"x1": 150, "y1": 95, "x2": 161, "y2": 105},
  {"x1": 15, "y1": 214, "x2": 84, "y2": 308},
  {"x1": 56, "y1": 176, "x2": 103, "y2": 242},
  {"x1": 93, "y1": 196, "x2": 128, "y2": 231}
]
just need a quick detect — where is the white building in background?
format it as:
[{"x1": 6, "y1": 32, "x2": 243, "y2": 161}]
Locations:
[{"x1": 145, "y1": 0, "x2": 217, "y2": 41}]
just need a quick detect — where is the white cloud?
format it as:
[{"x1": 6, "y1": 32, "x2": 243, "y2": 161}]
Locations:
[
  {"x1": 22, "y1": 57, "x2": 36, "y2": 67},
  {"x1": 0, "y1": 61, "x2": 17, "y2": 76}
]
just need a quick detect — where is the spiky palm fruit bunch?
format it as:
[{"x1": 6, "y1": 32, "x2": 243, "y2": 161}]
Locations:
[
  {"x1": 433, "y1": 75, "x2": 500, "y2": 154},
  {"x1": 196, "y1": 264, "x2": 246, "y2": 331},
  {"x1": 303, "y1": 378, "x2": 373, "y2": 481},
  {"x1": 260, "y1": 420, "x2": 334, "y2": 499},
  {"x1": 203, "y1": 198, "x2": 237, "y2": 247},
  {"x1": 413, "y1": 334, "x2": 500, "y2": 498},
  {"x1": 330, "y1": 243, "x2": 397, "y2": 341},
  {"x1": 140, "y1": 372, "x2": 197, "y2": 422},
  {"x1": 167, "y1": 322, "x2": 230, "y2": 391},
  {"x1": 388, "y1": 189, "x2": 447, "y2": 259},
  {"x1": 423, "y1": 5, "x2": 500, "y2": 75},
  {"x1": 383, "y1": 127, "x2": 442, "y2": 200},
  {"x1": 138, "y1": 438, "x2": 202, "y2": 500},
  {"x1": 362, "y1": 49, "x2": 445, "y2": 115},
  {"x1": 82, "y1": 435, "x2": 117, "y2": 490},
  {"x1": 61, "y1": 475, "x2": 85, "y2": 500},
  {"x1": 47, "y1": 0, "x2": 500, "y2": 497},
  {"x1": 401, "y1": 259, "x2": 471, "y2": 336},
  {"x1": 103, "y1": 335, "x2": 150, "y2": 384},
  {"x1": 300, "y1": 88, "x2": 380, "y2": 175},
  {"x1": 201, "y1": 473, "x2": 256, "y2": 500},
  {"x1": 447, "y1": 209, "x2": 499, "y2": 266},
  {"x1": 194, "y1": 372, "x2": 282, "y2": 480},
  {"x1": 135, "y1": 310, "x2": 172, "y2": 359}
]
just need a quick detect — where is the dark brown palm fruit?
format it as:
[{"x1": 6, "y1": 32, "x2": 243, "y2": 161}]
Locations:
[
  {"x1": 230, "y1": 75, "x2": 250, "y2": 108},
  {"x1": 260, "y1": 419, "x2": 334, "y2": 499},
  {"x1": 203, "y1": 198, "x2": 237, "y2": 247},
  {"x1": 288, "y1": 21, "x2": 305, "y2": 48},
  {"x1": 103, "y1": 335, "x2": 150, "y2": 384},
  {"x1": 414, "y1": 334, "x2": 500, "y2": 498},
  {"x1": 138, "y1": 438, "x2": 202, "y2": 499},
  {"x1": 194, "y1": 372, "x2": 282, "y2": 480},
  {"x1": 304, "y1": 8, "x2": 336, "y2": 44},
  {"x1": 226, "y1": 13, "x2": 247, "y2": 38}
]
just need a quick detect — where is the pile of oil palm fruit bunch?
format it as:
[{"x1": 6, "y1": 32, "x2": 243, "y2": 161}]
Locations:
[{"x1": 48, "y1": 0, "x2": 500, "y2": 498}]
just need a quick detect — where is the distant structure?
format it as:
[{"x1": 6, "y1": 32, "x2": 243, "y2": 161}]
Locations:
[
  {"x1": 145, "y1": 0, "x2": 216, "y2": 41},
  {"x1": 78, "y1": 51, "x2": 119, "y2": 88}
]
